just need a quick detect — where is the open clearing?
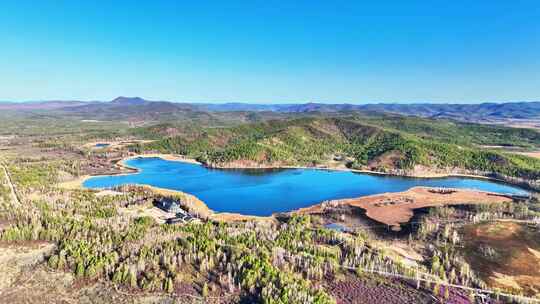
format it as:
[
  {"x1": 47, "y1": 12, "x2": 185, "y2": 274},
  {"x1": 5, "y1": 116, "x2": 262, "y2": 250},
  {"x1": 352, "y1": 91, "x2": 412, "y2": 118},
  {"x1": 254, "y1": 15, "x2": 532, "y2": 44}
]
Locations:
[
  {"x1": 295, "y1": 187, "x2": 513, "y2": 230},
  {"x1": 517, "y1": 151, "x2": 540, "y2": 159},
  {"x1": 462, "y1": 222, "x2": 540, "y2": 297}
]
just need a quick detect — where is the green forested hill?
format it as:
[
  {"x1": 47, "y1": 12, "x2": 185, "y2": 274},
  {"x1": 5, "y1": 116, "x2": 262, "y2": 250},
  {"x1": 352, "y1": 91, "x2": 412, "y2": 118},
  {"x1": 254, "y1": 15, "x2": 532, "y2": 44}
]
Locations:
[
  {"x1": 359, "y1": 115, "x2": 540, "y2": 147},
  {"x1": 138, "y1": 116, "x2": 540, "y2": 181}
]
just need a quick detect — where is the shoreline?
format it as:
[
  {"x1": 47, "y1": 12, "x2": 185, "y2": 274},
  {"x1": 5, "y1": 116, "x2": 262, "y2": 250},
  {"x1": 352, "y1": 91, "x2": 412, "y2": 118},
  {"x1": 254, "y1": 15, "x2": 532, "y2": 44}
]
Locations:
[
  {"x1": 206, "y1": 161, "x2": 537, "y2": 192},
  {"x1": 57, "y1": 153, "x2": 532, "y2": 223},
  {"x1": 119, "y1": 153, "x2": 202, "y2": 168},
  {"x1": 63, "y1": 153, "x2": 518, "y2": 190},
  {"x1": 57, "y1": 154, "x2": 201, "y2": 190},
  {"x1": 292, "y1": 186, "x2": 515, "y2": 230},
  {"x1": 210, "y1": 161, "x2": 525, "y2": 189},
  {"x1": 81, "y1": 140, "x2": 156, "y2": 150},
  {"x1": 214, "y1": 164, "x2": 502, "y2": 181}
]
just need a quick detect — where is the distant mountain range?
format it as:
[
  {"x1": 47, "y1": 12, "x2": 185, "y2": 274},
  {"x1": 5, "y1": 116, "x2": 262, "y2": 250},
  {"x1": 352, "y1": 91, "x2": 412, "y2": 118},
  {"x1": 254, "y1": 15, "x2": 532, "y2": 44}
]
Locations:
[
  {"x1": 2, "y1": 97, "x2": 540, "y2": 123},
  {"x1": 201, "y1": 101, "x2": 540, "y2": 121},
  {"x1": 0, "y1": 100, "x2": 94, "y2": 110}
]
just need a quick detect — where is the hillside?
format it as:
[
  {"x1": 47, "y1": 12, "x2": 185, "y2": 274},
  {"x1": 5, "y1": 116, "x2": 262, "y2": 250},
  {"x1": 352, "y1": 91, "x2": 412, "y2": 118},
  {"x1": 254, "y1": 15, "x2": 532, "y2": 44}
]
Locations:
[
  {"x1": 357, "y1": 114, "x2": 540, "y2": 147},
  {"x1": 140, "y1": 117, "x2": 540, "y2": 184}
]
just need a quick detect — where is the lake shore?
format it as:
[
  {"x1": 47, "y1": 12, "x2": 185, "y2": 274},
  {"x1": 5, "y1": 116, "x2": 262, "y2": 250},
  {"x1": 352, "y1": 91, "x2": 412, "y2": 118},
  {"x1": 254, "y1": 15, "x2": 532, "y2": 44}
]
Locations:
[
  {"x1": 81, "y1": 140, "x2": 156, "y2": 150},
  {"x1": 293, "y1": 186, "x2": 514, "y2": 230},
  {"x1": 119, "y1": 153, "x2": 202, "y2": 168},
  {"x1": 57, "y1": 153, "x2": 201, "y2": 190},
  {"x1": 57, "y1": 154, "x2": 276, "y2": 222},
  {"x1": 62, "y1": 153, "x2": 516, "y2": 190},
  {"x1": 207, "y1": 159, "x2": 538, "y2": 192},
  {"x1": 58, "y1": 153, "x2": 531, "y2": 223}
]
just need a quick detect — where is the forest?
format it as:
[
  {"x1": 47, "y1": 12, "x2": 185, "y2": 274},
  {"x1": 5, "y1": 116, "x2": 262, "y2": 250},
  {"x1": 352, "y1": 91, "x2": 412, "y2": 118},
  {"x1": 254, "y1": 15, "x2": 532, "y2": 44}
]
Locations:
[
  {"x1": 138, "y1": 117, "x2": 540, "y2": 184},
  {"x1": 1, "y1": 155, "x2": 539, "y2": 303},
  {"x1": 2, "y1": 111, "x2": 540, "y2": 303}
]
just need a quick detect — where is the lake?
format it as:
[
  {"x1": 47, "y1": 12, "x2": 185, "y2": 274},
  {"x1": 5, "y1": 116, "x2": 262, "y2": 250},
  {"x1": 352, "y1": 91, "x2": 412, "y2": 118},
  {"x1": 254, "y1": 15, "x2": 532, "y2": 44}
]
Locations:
[{"x1": 83, "y1": 157, "x2": 528, "y2": 216}]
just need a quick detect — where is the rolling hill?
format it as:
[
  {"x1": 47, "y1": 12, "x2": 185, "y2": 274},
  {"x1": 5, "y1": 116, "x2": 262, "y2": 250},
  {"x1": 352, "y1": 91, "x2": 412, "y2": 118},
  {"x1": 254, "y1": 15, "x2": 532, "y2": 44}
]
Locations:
[{"x1": 139, "y1": 117, "x2": 540, "y2": 186}]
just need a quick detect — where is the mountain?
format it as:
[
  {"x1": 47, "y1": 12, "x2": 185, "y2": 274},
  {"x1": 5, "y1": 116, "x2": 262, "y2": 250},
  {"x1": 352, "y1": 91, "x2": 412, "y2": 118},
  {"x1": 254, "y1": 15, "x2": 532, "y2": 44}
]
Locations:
[
  {"x1": 195, "y1": 102, "x2": 364, "y2": 113},
  {"x1": 59, "y1": 97, "x2": 200, "y2": 121},
  {"x1": 197, "y1": 101, "x2": 540, "y2": 121},
  {"x1": 196, "y1": 102, "x2": 296, "y2": 112},
  {"x1": 142, "y1": 116, "x2": 540, "y2": 182},
  {"x1": 110, "y1": 96, "x2": 149, "y2": 105},
  {"x1": 3, "y1": 97, "x2": 540, "y2": 124},
  {"x1": 360, "y1": 102, "x2": 540, "y2": 121}
]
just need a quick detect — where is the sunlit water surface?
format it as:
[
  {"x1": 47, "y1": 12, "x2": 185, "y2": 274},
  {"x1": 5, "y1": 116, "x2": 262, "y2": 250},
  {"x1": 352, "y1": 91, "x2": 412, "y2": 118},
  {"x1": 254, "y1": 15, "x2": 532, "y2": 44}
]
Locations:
[{"x1": 83, "y1": 157, "x2": 527, "y2": 216}]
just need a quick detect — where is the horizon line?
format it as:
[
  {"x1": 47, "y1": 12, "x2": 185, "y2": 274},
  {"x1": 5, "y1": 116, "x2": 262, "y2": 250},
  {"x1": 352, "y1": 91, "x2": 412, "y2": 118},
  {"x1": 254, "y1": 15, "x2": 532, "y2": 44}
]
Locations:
[{"x1": 1, "y1": 96, "x2": 540, "y2": 105}]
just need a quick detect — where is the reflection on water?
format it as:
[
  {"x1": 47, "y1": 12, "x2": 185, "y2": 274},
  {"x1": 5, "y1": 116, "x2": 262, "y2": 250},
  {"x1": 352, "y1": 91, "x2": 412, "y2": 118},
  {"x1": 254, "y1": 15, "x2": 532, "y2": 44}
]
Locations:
[{"x1": 212, "y1": 167, "x2": 288, "y2": 176}]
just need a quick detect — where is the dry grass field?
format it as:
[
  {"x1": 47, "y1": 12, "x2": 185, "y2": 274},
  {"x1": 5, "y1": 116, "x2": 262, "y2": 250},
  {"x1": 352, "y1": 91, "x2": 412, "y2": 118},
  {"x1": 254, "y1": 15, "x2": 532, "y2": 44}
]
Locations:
[{"x1": 462, "y1": 222, "x2": 540, "y2": 297}]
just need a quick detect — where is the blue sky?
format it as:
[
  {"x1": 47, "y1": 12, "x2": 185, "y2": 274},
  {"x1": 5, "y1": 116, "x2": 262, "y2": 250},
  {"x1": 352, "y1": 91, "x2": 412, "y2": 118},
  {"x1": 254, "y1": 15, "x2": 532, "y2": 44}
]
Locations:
[{"x1": 0, "y1": 1, "x2": 539, "y2": 103}]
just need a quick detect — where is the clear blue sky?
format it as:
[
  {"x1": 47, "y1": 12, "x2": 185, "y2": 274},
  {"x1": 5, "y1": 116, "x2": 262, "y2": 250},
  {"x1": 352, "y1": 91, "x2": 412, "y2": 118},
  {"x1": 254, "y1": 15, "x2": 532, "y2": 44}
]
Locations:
[{"x1": 1, "y1": 1, "x2": 539, "y2": 103}]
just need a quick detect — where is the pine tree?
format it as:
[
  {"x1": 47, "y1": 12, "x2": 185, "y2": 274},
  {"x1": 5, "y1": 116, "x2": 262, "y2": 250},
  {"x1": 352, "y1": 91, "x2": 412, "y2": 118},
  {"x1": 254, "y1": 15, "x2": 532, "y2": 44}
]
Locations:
[
  {"x1": 48, "y1": 255, "x2": 59, "y2": 269},
  {"x1": 433, "y1": 283, "x2": 440, "y2": 297},
  {"x1": 128, "y1": 270, "x2": 138, "y2": 288},
  {"x1": 75, "y1": 261, "x2": 85, "y2": 277},
  {"x1": 165, "y1": 277, "x2": 174, "y2": 293},
  {"x1": 202, "y1": 282, "x2": 209, "y2": 298},
  {"x1": 112, "y1": 267, "x2": 123, "y2": 283}
]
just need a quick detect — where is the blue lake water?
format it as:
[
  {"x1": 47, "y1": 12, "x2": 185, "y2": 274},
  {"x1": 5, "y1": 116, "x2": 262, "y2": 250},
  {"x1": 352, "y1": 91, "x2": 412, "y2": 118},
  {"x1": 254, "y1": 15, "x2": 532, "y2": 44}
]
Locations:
[
  {"x1": 95, "y1": 143, "x2": 110, "y2": 148},
  {"x1": 83, "y1": 157, "x2": 528, "y2": 216}
]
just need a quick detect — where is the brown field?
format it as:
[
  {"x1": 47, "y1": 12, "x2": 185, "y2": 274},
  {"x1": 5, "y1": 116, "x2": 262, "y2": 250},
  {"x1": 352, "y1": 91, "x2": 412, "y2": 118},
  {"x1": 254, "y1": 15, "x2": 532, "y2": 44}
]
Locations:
[
  {"x1": 488, "y1": 119, "x2": 540, "y2": 130},
  {"x1": 326, "y1": 273, "x2": 476, "y2": 304},
  {"x1": 295, "y1": 187, "x2": 513, "y2": 230},
  {"x1": 462, "y1": 222, "x2": 540, "y2": 297},
  {"x1": 326, "y1": 276, "x2": 431, "y2": 304},
  {"x1": 516, "y1": 151, "x2": 540, "y2": 159}
]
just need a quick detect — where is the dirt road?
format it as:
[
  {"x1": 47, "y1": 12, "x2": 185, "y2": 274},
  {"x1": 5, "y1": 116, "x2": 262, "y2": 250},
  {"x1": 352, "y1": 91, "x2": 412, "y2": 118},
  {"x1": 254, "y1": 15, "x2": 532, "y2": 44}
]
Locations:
[{"x1": 0, "y1": 158, "x2": 21, "y2": 207}]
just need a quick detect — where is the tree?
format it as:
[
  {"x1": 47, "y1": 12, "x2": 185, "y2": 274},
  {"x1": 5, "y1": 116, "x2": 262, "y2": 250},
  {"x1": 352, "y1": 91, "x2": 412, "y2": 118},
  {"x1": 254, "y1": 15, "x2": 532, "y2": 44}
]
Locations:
[
  {"x1": 165, "y1": 277, "x2": 174, "y2": 293},
  {"x1": 75, "y1": 261, "x2": 85, "y2": 277},
  {"x1": 202, "y1": 282, "x2": 209, "y2": 298},
  {"x1": 128, "y1": 270, "x2": 138, "y2": 288}
]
